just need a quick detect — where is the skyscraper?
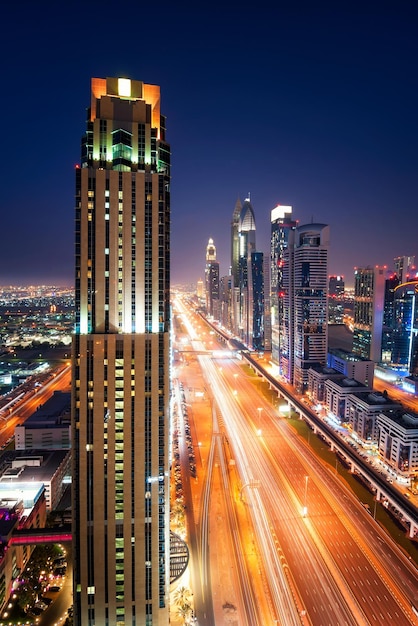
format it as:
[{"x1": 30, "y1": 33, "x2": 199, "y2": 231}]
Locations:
[
  {"x1": 230, "y1": 197, "x2": 242, "y2": 289},
  {"x1": 230, "y1": 198, "x2": 242, "y2": 335},
  {"x1": 293, "y1": 224, "x2": 329, "y2": 392},
  {"x1": 205, "y1": 237, "x2": 220, "y2": 317},
  {"x1": 381, "y1": 273, "x2": 400, "y2": 363},
  {"x1": 328, "y1": 275, "x2": 345, "y2": 296},
  {"x1": 251, "y1": 250, "x2": 265, "y2": 351},
  {"x1": 392, "y1": 280, "x2": 418, "y2": 375},
  {"x1": 72, "y1": 77, "x2": 171, "y2": 626},
  {"x1": 353, "y1": 266, "x2": 385, "y2": 362},
  {"x1": 270, "y1": 205, "x2": 297, "y2": 367},
  {"x1": 238, "y1": 197, "x2": 257, "y2": 346},
  {"x1": 394, "y1": 255, "x2": 416, "y2": 283}
]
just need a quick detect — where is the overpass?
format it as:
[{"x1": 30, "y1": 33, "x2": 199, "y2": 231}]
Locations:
[{"x1": 9, "y1": 527, "x2": 188, "y2": 583}]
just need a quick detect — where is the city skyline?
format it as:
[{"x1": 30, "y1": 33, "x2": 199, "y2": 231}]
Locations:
[{"x1": 1, "y1": 3, "x2": 418, "y2": 286}]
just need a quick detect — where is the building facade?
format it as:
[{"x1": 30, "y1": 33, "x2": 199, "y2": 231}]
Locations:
[
  {"x1": 72, "y1": 77, "x2": 171, "y2": 626},
  {"x1": 352, "y1": 266, "x2": 385, "y2": 362},
  {"x1": 329, "y1": 275, "x2": 345, "y2": 297},
  {"x1": 293, "y1": 224, "x2": 329, "y2": 392},
  {"x1": 205, "y1": 238, "x2": 220, "y2": 317},
  {"x1": 394, "y1": 255, "x2": 416, "y2": 283},
  {"x1": 270, "y1": 205, "x2": 297, "y2": 368},
  {"x1": 230, "y1": 198, "x2": 242, "y2": 335},
  {"x1": 237, "y1": 197, "x2": 257, "y2": 346},
  {"x1": 381, "y1": 274, "x2": 400, "y2": 363},
  {"x1": 392, "y1": 281, "x2": 418, "y2": 376},
  {"x1": 346, "y1": 391, "x2": 401, "y2": 444},
  {"x1": 251, "y1": 251, "x2": 265, "y2": 351},
  {"x1": 327, "y1": 348, "x2": 374, "y2": 387},
  {"x1": 15, "y1": 391, "x2": 71, "y2": 450},
  {"x1": 377, "y1": 409, "x2": 418, "y2": 477}
]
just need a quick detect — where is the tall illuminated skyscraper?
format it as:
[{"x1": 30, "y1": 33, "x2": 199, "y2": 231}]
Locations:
[
  {"x1": 293, "y1": 223, "x2": 329, "y2": 392},
  {"x1": 72, "y1": 77, "x2": 171, "y2": 626},
  {"x1": 231, "y1": 198, "x2": 242, "y2": 335},
  {"x1": 270, "y1": 205, "x2": 297, "y2": 368},
  {"x1": 205, "y1": 237, "x2": 219, "y2": 317},
  {"x1": 238, "y1": 197, "x2": 256, "y2": 343}
]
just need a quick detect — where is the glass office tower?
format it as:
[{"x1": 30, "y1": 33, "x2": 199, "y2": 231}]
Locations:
[{"x1": 72, "y1": 77, "x2": 171, "y2": 626}]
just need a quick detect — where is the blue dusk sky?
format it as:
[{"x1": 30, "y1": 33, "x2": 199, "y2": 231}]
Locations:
[{"x1": 1, "y1": 1, "x2": 417, "y2": 287}]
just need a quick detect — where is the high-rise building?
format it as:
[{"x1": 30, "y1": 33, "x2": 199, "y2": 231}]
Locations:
[
  {"x1": 230, "y1": 198, "x2": 242, "y2": 289},
  {"x1": 238, "y1": 197, "x2": 257, "y2": 345},
  {"x1": 72, "y1": 77, "x2": 171, "y2": 626},
  {"x1": 219, "y1": 274, "x2": 233, "y2": 330},
  {"x1": 230, "y1": 198, "x2": 242, "y2": 335},
  {"x1": 392, "y1": 281, "x2": 418, "y2": 375},
  {"x1": 251, "y1": 250, "x2": 265, "y2": 351},
  {"x1": 352, "y1": 266, "x2": 385, "y2": 362},
  {"x1": 270, "y1": 205, "x2": 297, "y2": 366},
  {"x1": 293, "y1": 224, "x2": 329, "y2": 392},
  {"x1": 263, "y1": 254, "x2": 272, "y2": 351},
  {"x1": 205, "y1": 237, "x2": 220, "y2": 317},
  {"x1": 196, "y1": 277, "x2": 204, "y2": 300},
  {"x1": 381, "y1": 273, "x2": 400, "y2": 363},
  {"x1": 329, "y1": 275, "x2": 345, "y2": 296},
  {"x1": 328, "y1": 276, "x2": 345, "y2": 323},
  {"x1": 394, "y1": 255, "x2": 416, "y2": 283}
]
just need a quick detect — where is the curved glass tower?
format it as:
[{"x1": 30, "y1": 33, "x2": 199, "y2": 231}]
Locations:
[{"x1": 392, "y1": 281, "x2": 418, "y2": 375}]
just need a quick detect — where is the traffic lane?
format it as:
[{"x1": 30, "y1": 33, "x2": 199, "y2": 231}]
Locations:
[
  {"x1": 219, "y1": 360, "x2": 416, "y2": 624},
  {"x1": 209, "y1": 362, "x2": 354, "y2": 625}
]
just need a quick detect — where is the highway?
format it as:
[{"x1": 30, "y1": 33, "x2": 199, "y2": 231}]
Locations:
[
  {"x1": 209, "y1": 355, "x2": 418, "y2": 624},
  {"x1": 173, "y1": 296, "x2": 418, "y2": 626}
]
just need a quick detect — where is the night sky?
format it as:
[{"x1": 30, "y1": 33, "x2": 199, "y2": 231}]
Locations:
[{"x1": 1, "y1": 1, "x2": 417, "y2": 287}]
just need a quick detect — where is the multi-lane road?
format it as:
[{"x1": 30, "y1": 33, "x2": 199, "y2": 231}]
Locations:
[{"x1": 173, "y1": 296, "x2": 418, "y2": 626}]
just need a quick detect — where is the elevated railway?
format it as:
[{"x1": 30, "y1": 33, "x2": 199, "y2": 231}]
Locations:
[{"x1": 200, "y1": 315, "x2": 418, "y2": 538}]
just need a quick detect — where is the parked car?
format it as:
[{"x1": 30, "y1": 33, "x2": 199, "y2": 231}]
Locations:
[{"x1": 40, "y1": 596, "x2": 53, "y2": 605}]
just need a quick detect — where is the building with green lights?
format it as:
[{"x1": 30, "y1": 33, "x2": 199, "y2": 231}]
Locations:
[{"x1": 72, "y1": 77, "x2": 171, "y2": 626}]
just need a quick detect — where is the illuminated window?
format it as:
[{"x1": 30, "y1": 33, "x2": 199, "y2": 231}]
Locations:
[{"x1": 118, "y1": 78, "x2": 131, "y2": 97}]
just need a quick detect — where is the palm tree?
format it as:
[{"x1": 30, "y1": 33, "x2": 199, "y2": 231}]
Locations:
[
  {"x1": 175, "y1": 602, "x2": 193, "y2": 625},
  {"x1": 173, "y1": 585, "x2": 192, "y2": 607}
]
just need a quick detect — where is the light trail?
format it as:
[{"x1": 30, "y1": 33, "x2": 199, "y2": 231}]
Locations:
[{"x1": 202, "y1": 356, "x2": 303, "y2": 625}]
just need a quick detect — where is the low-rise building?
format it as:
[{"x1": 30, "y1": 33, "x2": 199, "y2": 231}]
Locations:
[
  {"x1": 346, "y1": 391, "x2": 402, "y2": 444},
  {"x1": 377, "y1": 409, "x2": 418, "y2": 478},
  {"x1": 15, "y1": 391, "x2": 70, "y2": 450},
  {"x1": 328, "y1": 348, "x2": 374, "y2": 387},
  {"x1": 325, "y1": 377, "x2": 371, "y2": 422},
  {"x1": 308, "y1": 366, "x2": 344, "y2": 403},
  {"x1": 0, "y1": 449, "x2": 70, "y2": 511},
  {"x1": 0, "y1": 483, "x2": 46, "y2": 613}
]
